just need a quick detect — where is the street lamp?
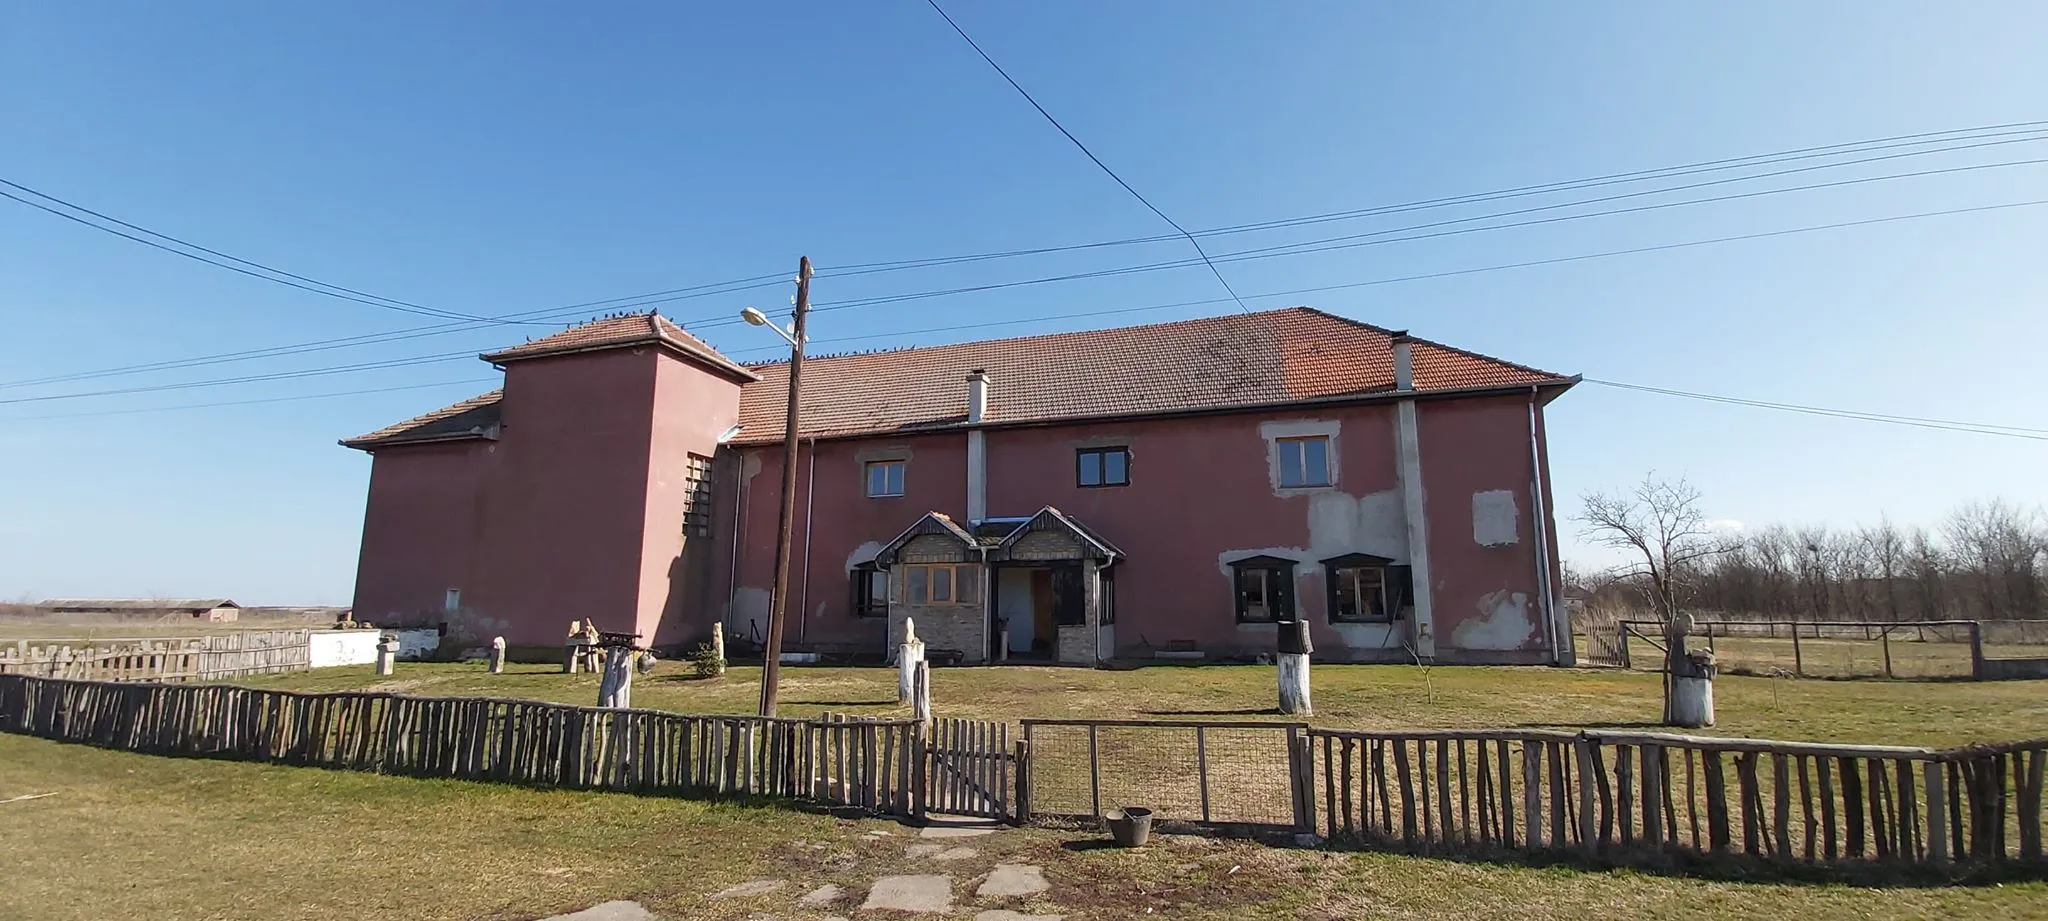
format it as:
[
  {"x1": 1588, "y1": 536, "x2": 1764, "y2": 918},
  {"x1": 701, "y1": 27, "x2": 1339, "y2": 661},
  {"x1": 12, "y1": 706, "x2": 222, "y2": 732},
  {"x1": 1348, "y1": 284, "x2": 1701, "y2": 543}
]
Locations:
[{"x1": 741, "y1": 257, "x2": 812, "y2": 717}]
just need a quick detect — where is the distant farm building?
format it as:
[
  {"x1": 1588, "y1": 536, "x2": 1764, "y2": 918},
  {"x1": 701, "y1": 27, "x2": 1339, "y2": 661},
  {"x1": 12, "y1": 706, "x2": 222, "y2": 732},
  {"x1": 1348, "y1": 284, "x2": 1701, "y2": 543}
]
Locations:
[{"x1": 39, "y1": 598, "x2": 242, "y2": 622}]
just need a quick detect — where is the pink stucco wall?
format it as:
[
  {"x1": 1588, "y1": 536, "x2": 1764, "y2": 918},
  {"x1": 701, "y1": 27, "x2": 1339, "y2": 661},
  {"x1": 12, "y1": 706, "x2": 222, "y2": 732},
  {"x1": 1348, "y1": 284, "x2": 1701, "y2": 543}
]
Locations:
[
  {"x1": 720, "y1": 394, "x2": 1562, "y2": 664},
  {"x1": 350, "y1": 440, "x2": 491, "y2": 627},
  {"x1": 639, "y1": 352, "x2": 745, "y2": 647}
]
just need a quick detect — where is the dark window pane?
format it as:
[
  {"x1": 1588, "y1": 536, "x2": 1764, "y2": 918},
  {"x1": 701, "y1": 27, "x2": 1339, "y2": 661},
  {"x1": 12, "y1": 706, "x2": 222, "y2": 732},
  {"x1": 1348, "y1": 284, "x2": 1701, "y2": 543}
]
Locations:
[
  {"x1": 957, "y1": 565, "x2": 980, "y2": 604},
  {"x1": 932, "y1": 567, "x2": 952, "y2": 602},
  {"x1": 1301, "y1": 437, "x2": 1329, "y2": 486},
  {"x1": 1104, "y1": 450, "x2": 1128, "y2": 485},
  {"x1": 888, "y1": 462, "x2": 904, "y2": 494},
  {"x1": 907, "y1": 566, "x2": 928, "y2": 604},
  {"x1": 1079, "y1": 451, "x2": 1101, "y2": 486},
  {"x1": 1277, "y1": 440, "x2": 1305, "y2": 488}
]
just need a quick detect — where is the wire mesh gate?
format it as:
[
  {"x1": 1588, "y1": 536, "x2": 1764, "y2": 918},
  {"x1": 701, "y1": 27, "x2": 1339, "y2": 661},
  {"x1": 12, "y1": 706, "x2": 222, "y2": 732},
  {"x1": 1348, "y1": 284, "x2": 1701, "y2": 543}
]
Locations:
[{"x1": 1019, "y1": 718, "x2": 1312, "y2": 830}]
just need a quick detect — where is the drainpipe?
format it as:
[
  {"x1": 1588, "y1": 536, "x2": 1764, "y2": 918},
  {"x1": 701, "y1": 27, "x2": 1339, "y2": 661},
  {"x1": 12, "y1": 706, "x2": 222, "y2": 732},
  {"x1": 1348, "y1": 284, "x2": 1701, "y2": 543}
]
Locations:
[
  {"x1": 726, "y1": 449, "x2": 745, "y2": 636},
  {"x1": 1390, "y1": 333, "x2": 1437, "y2": 659},
  {"x1": 966, "y1": 370, "x2": 990, "y2": 522},
  {"x1": 797, "y1": 436, "x2": 818, "y2": 646},
  {"x1": 1527, "y1": 388, "x2": 1571, "y2": 665}
]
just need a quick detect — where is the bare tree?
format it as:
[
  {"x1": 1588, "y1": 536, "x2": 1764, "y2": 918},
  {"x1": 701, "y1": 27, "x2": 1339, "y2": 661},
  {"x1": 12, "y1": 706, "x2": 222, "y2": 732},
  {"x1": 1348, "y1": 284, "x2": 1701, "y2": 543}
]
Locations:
[{"x1": 1579, "y1": 474, "x2": 1729, "y2": 724}]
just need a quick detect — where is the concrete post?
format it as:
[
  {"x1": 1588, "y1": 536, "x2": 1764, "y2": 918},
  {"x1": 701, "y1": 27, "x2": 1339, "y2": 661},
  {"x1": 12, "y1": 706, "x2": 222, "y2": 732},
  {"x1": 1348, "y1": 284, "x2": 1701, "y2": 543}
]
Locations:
[
  {"x1": 1670, "y1": 644, "x2": 1716, "y2": 728},
  {"x1": 374, "y1": 636, "x2": 400, "y2": 676},
  {"x1": 488, "y1": 636, "x2": 506, "y2": 674},
  {"x1": 898, "y1": 617, "x2": 926, "y2": 704},
  {"x1": 564, "y1": 620, "x2": 583, "y2": 674},
  {"x1": 1277, "y1": 618, "x2": 1313, "y2": 715},
  {"x1": 712, "y1": 621, "x2": 726, "y2": 667},
  {"x1": 598, "y1": 646, "x2": 634, "y2": 709}
]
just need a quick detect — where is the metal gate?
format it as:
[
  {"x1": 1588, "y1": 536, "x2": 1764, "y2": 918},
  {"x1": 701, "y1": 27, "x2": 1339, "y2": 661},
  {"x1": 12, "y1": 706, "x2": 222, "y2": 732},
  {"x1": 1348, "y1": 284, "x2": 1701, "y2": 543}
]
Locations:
[
  {"x1": 925, "y1": 717, "x2": 1015, "y2": 819},
  {"x1": 1019, "y1": 718, "x2": 1312, "y2": 830}
]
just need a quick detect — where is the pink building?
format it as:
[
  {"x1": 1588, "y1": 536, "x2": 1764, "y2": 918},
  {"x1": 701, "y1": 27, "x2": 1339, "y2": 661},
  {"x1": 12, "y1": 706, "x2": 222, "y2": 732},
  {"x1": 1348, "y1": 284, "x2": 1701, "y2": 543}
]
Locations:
[{"x1": 344, "y1": 307, "x2": 1577, "y2": 665}]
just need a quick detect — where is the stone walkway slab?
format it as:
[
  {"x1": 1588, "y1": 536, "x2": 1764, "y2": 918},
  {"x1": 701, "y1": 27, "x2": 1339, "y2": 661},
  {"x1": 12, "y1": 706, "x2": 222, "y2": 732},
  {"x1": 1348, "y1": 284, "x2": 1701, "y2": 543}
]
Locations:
[
  {"x1": 862, "y1": 874, "x2": 954, "y2": 913},
  {"x1": 918, "y1": 824, "x2": 995, "y2": 839},
  {"x1": 799, "y1": 883, "x2": 846, "y2": 907},
  {"x1": 541, "y1": 901, "x2": 657, "y2": 921},
  {"x1": 709, "y1": 879, "x2": 786, "y2": 899},
  {"x1": 976, "y1": 864, "x2": 1049, "y2": 898},
  {"x1": 975, "y1": 911, "x2": 1065, "y2": 921}
]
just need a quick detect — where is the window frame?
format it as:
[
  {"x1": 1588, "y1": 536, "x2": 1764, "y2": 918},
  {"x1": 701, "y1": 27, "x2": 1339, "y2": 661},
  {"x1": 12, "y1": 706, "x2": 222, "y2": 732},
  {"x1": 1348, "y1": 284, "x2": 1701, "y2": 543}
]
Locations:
[
  {"x1": 899, "y1": 563, "x2": 981, "y2": 607},
  {"x1": 680, "y1": 453, "x2": 715, "y2": 536},
  {"x1": 1275, "y1": 435, "x2": 1334, "y2": 489},
  {"x1": 1322, "y1": 555, "x2": 1412, "y2": 624},
  {"x1": 1229, "y1": 556, "x2": 1298, "y2": 624},
  {"x1": 851, "y1": 564, "x2": 888, "y2": 618},
  {"x1": 1075, "y1": 446, "x2": 1131, "y2": 488},
  {"x1": 864, "y1": 459, "x2": 906, "y2": 498}
]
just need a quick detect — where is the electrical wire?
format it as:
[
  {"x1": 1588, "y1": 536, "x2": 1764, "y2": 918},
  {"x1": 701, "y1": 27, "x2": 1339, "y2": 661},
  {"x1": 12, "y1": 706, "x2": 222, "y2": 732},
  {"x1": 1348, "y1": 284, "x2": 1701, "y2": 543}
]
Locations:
[
  {"x1": 0, "y1": 350, "x2": 478, "y2": 405},
  {"x1": 0, "y1": 378, "x2": 502, "y2": 422},
  {"x1": 920, "y1": 0, "x2": 1254, "y2": 312},
  {"x1": 1582, "y1": 379, "x2": 2048, "y2": 440}
]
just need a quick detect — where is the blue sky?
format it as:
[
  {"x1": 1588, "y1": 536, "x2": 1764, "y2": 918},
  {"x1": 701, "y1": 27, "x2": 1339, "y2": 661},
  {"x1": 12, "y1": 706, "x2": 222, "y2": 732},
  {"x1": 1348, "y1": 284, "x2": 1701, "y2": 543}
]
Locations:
[{"x1": 2, "y1": 1, "x2": 2044, "y2": 603}]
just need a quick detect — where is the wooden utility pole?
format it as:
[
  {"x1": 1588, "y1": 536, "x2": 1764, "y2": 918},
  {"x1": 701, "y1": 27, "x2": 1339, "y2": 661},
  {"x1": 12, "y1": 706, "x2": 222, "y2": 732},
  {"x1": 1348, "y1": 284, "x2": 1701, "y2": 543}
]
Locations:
[{"x1": 757, "y1": 256, "x2": 812, "y2": 717}]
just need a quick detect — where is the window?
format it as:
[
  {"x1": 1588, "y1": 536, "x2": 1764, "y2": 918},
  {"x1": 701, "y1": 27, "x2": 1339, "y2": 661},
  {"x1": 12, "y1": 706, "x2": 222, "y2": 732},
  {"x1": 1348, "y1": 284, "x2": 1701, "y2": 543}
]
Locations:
[
  {"x1": 1324, "y1": 555, "x2": 1413, "y2": 623},
  {"x1": 1099, "y1": 567, "x2": 1116, "y2": 625},
  {"x1": 444, "y1": 588, "x2": 461, "y2": 613},
  {"x1": 1230, "y1": 556, "x2": 1297, "y2": 623},
  {"x1": 901, "y1": 564, "x2": 980, "y2": 606},
  {"x1": 1275, "y1": 435, "x2": 1332, "y2": 488},
  {"x1": 852, "y1": 564, "x2": 887, "y2": 618},
  {"x1": 865, "y1": 460, "x2": 905, "y2": 497},
  {"x1": 681, "y1": 454, "x2": 714, "y2": 536},
  {"x1": 1077, "y1": 447, "x2": 1130, "y2": 488}
]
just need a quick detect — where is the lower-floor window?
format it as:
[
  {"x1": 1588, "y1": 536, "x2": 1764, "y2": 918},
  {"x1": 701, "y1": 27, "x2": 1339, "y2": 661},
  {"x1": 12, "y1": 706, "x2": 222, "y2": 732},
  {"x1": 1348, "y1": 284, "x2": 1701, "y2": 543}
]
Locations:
[
  {"x1": 852, "y1": 564, "x2": 887, "y2": 618},
  {"x1": 1230, "y1": 556, "x2": 1297, "y2": 623},
  {"x1": 902, "y1": 563, "x2": 980, "y2": 606},
  {"x1": 1323, "y1": 554, "x2": 1412, "y2": 623}
]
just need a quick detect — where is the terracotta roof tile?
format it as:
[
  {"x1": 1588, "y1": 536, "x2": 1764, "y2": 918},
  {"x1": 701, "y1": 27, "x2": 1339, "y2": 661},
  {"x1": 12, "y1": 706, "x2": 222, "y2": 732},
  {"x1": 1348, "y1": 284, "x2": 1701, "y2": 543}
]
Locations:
[
  {"x1": 342, "y1": 389, "x2": 503, "y2": 449},
  {"x1": 348, "y1": 307, "x2": 1571, "y2": 450},
  {"x1": 730, "y1": 307, "x2": 1570, "y2": 443},
  {"x1": 481, "y1": 313, "x2": 758, "y2": 382}
]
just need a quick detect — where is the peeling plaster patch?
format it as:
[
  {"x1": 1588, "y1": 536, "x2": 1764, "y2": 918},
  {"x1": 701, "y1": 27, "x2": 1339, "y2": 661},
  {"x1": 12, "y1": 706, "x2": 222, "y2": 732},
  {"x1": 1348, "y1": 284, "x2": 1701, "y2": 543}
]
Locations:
[
  {"x1": 845, "y1": 540, "x2": 884, "y2": 571},
  {"x1": 1307, "y1": 489, "x2": 1408, "y2": 560},
  {"x1": 728, "y1": 587, "x2": 770, "y2": 634},
  {"x1": 1472, "y1": 490, "x2": 1519, "y2": 547},
  {"x1": 1329, "y1": 621, "x2": 1403, "y2": 649},
  {"x1": 740, "y1": 450, "x2": 764, "y2": 482},
  {"x1": 1453, "y1": 590, "x2": 1536, "y2": 650}
]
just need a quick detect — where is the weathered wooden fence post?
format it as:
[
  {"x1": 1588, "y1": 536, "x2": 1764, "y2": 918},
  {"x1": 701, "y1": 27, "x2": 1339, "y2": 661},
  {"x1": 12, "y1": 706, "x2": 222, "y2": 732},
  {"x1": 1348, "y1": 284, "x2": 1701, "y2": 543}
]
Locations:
[
  {"x1": 488, "y1": 637, "x2": 506, "y2": 675},
  {"x1": 899, "y1": 618, "x2": 925, "y2": 704},
  {"x1": 911, "y1": 659, "x2": 931, "y2": 725},
  {"x1": 1278, "y1": 618, "x2": 1312, "y2": 716},
  {"x1": 374, "y1": 636, "x2": 400, "y2": 676}
]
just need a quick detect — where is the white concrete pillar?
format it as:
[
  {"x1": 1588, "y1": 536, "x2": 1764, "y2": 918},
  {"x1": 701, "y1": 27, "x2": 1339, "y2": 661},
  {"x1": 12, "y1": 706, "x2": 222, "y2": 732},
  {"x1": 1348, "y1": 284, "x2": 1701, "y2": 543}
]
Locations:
[
  {"x1": 1391, "y1": 333, "x2": 1436, "y2": 659},
  {"x1": 1278, "y1": 654, "x2": 1312, "y2": 715},
  {"x1": 598, "y1": 647, "x2": 633, "y2": 709},
  {"x1": 374, "y1": 636, "x2": 400, "y2": 676},
  {"x1": 488, "y1": 636, "x2": 506, "y2": 674},
  {"x1": 898, "y1": 618, "x2": 926, "y2": 703},
  {"x1": 912, "y1": 659, "x2": 932, "y2": 724},
  {"x1": 967, "y1": 370, "x2": 991, "y2": 522}
]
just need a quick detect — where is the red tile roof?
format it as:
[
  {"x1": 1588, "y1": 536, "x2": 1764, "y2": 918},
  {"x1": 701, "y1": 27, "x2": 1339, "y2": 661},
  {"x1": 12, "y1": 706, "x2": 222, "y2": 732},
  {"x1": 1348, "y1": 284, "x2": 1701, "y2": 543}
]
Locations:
[
  {"x1": 731, "y1": 306, "x2": 1571, "y2": 443},
  {"x1": 345, "y1": 307, "x2": 1571, "y2": 450},
  {"x1": 481, "y1": 313, "x2": 758, "y2": 382},
  {"x1": 341, "y1": 389, "x2": 504, "y2": 449}
]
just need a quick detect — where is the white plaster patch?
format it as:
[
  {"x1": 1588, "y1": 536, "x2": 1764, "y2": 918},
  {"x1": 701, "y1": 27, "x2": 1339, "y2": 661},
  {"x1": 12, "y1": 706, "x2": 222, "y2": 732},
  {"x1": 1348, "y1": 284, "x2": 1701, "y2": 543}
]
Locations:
[
  {"x1": 1452, "y1": 590, "x2": 1537, "y2": 650},
  {"x1": 727, "y1": 587, "x2": 770, "y2": 635},
  {"x1": 845, "y1": 540, "x2": 884, "y2": 571},
  {"x1": 1471, "y1": 490, "x2": 1520, "y2": 547}
]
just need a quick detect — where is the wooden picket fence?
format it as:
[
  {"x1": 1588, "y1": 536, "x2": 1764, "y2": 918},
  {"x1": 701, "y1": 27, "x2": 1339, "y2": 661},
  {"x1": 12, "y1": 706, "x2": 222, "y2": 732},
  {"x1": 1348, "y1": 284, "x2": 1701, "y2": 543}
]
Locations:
[
  {"x1": 1310, "y1": 727, "x2": 2048, "y2": 865},
  {"x1": 925, "y1": 716, "x2": 1019, "y2": 820},
  {"x1": 0, "y1": 631, "x2": 311, "y2": 682},
  {"x1": 0, "y1": 675, "x2": 926, "y2": 812}
]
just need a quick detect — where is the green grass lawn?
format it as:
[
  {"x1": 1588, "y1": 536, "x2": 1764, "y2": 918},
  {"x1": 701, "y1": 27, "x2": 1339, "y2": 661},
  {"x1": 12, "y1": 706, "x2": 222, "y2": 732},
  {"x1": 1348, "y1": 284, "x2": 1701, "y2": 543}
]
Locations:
[
  {"x1": 232, "y1": 660, "x2": 2048, "y2": 748},
  {"x1": 4, "y1": 733, "x2": 2045, "y2": 921}
]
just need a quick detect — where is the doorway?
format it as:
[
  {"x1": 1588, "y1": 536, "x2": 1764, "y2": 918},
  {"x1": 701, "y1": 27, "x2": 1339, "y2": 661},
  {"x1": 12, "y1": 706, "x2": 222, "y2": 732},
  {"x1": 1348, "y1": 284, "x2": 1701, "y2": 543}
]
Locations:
[{"x1": 999, "y1": 568, "x2": 1051, "y2": 659}]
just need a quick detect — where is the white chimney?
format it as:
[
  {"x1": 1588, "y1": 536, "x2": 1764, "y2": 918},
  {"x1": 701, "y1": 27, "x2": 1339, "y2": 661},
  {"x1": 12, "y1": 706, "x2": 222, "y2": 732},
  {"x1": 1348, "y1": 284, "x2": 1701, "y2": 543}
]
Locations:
[
  {"x1": 1390, "y1": 332, "x2": 1415, "y2": 392},
  {"x1": 967, "y1": 369, "x2": 991, "y2": 424}
]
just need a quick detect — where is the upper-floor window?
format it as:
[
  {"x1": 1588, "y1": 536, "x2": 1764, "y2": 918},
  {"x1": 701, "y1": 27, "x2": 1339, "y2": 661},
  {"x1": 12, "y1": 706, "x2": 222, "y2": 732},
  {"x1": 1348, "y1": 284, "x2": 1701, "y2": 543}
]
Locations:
[
  {"x1": 865, "y1": 459, "x2": 906, "y2": 497},
  {"x1": 1230, "y1": 556, "x2": 1297, "y2": 623},
  {"x1": 681, "y1": 454, "x2": 714, "y2": 536},
  {"x1": 851, "y1": 564, "x2": 888, "y2": 618},
  {"x1": 1077, "y1": 446, "x2": 1130, "y2": 488},
  {"x1": 1275, "y1": 435, "x2": 1333, "y2": 488}
]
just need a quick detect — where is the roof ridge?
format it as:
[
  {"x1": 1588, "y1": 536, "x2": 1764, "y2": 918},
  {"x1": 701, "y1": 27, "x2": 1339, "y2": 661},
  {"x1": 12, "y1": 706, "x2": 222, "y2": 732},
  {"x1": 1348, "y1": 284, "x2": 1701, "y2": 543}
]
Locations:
[
  {"x1": 745, "y1": 305, "x2": 1311, "y2": 370},
  {"x1": 1297, "y1": 306, "x2": 1570, "y2": 381}
]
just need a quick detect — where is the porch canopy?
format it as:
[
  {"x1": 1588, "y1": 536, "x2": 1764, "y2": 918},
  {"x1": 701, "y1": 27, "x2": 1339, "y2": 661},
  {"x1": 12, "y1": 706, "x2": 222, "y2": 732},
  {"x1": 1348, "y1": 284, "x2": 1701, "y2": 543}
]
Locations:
[{"x1": 873, "y1": 506, "x2": 1123, "y2": 568}]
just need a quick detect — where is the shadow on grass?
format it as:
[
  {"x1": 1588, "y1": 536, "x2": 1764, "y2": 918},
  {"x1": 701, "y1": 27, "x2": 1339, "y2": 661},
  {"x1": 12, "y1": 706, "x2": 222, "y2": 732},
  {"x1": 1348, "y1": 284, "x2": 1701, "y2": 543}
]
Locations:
[
  {"x1": 1305, "y1": 830, "x2": 2048, "y2": 888},
  {"x1": 787, "y1": 699, "x2": 899, "y2": 708},
  {"x1": 1138, "y1": 707, "x2": 1282, "y2": 717}
]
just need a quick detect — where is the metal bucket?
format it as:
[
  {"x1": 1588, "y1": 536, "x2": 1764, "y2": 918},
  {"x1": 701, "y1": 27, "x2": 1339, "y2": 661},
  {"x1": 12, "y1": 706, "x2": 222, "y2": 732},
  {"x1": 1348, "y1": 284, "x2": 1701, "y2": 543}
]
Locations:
[{"x1": 1104, "y1": 807, "x2": 1153, "y2": 847}]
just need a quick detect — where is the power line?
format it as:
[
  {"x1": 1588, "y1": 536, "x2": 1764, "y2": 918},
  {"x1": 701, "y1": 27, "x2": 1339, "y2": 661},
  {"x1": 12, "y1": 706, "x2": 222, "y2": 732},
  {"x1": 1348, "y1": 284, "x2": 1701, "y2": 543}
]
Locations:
[
  {"x1": 0, "y1": 180, "x2": 532, "y2": 325},
  {"x1": 720, "y1": 197, "x2": 2048, "y2": 359},
  {"x1": 0, "y1": 350, "x2": 478, "y2": 405},
  {"x1": 796, "y1": 152, "x2": 2048, "y2": 316},
  {"x1": 820, "y1": 120, "x2": 2048, "y2": 277},
  {"x1": 920, "y1": 0, "x2": 1254, "y2": 313},
  {"x1": 0, "y1": 378, "x2": 502, "y2": 422},
  {"x1": 1583, "y1": 379, "x2": 2048, "y2": 441}
]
